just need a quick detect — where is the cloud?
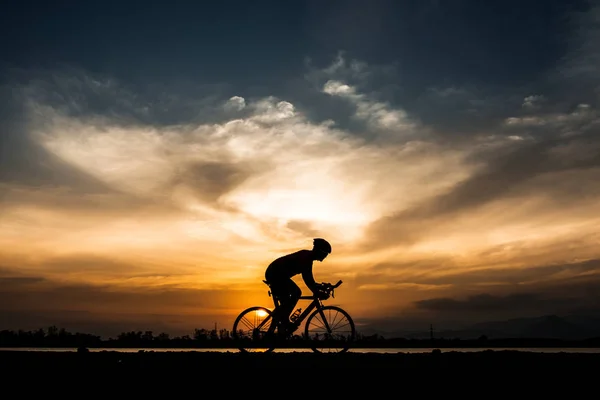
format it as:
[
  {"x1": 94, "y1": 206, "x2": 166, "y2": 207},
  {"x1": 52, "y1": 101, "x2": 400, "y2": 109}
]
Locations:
[
  {"x1": 170, "y1": 160, "x2": 256, "y2": 206},
  {"x1": 354, "y1": 271, "x2": 600, "y2": 334},
  {"x1": 413, "y1": 280, "x2": 600, "y2": 319},
  {"x1": 358, "y1": 92, "x2": 600, "y2": 252},
  {"x1": 0, "y1": 83, "x2": 113, "y2": 194},
  {"x1": 0, "y1": 277, "x2": 45, "y2": 285},
  {"x1": 522, "y1": 95, "x2": 546, "y2": 109},
  {"x1": 415, "y1": 293, "x2": 543, "y2": 313},
  {"x1": 4, "y1": 70, "x2": 475, "y2": 251},
  {"x1": 323, "y1": 79, "x2": 419, "y2": 138},
  {"x1": 3, "y1": 30, "x2": 600, "y2": 335},
  {"x1": 556, "y1": 2, "x2": 600, "y2": 85},
  {"x1": 504, "y1": 103, "x2": 597, "y2": 134},
  {"x1": 224, "y1": 96, "x2": 246, "y2": 111}
]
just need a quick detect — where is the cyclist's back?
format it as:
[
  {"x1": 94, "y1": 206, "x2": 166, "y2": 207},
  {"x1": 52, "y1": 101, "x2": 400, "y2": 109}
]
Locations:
[{"x1": 265, "y1": 249, "x2": 314, "y2": 283}]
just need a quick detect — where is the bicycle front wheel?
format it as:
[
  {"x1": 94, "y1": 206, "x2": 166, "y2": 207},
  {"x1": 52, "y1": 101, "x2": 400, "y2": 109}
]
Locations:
[
  {"x1": 232, "y1": 306, "x2": 276, "y2": 353},
  {"x1": 305, "y1": 305, "x2": 356, "y2": 353}
]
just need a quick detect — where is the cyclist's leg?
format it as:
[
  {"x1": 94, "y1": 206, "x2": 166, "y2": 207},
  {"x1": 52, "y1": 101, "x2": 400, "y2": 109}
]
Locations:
[
  {"x1": 287, "y1": 279, "x2": 301, "y2": 316},
  {"x1": 278, "y1": 279, "x2": 301, "y2": 333},
  {"x1": 286, "y1": 281, "x2": 302, "y2": 333},
  {"x1": 267, "y1": 280, "x2": 289, "y2": 327},
  {"x1": 269, "y1": 278, "x2": 300, "y2": 332}
]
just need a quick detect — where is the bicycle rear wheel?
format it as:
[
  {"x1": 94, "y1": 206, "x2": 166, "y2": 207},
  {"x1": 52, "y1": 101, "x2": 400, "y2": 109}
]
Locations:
[
  {"x1": 305, "y1": 305, "x2": 356, "y2": 353},
  {"x1": 232, "y1": 306, "x2": 276, "y2": 353}
]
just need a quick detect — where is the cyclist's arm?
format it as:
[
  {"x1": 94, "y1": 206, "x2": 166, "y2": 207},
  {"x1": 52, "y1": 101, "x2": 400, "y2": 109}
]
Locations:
[{"x1": 301, "y1": 263, "x2": 319, "y2": 292}]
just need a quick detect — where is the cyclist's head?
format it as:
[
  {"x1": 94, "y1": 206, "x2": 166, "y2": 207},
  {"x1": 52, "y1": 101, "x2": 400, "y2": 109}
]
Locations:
[{"x1": 312, "y1": 238, "x2": 332, "y2": 261}]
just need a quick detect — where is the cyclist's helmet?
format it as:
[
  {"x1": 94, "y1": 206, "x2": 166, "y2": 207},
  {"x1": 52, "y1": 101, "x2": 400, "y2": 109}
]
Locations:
[{"x1": 313, "y1": 238, "x2": 332, "y2": 254}]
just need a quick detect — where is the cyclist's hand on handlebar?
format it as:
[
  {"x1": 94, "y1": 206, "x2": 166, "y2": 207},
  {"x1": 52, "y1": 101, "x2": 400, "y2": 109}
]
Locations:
[
  {"x1": 313, "y1": 283, "x2": 329, "y2": 299},
  {"x1": 315, "y1": 281, "x2": 341, "y2": 299}
]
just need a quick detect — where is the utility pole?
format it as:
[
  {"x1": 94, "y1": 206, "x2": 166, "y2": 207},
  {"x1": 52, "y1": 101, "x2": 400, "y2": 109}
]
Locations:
[{"x1": 430, "y1": 324, "x2": 434, "y2": 341}]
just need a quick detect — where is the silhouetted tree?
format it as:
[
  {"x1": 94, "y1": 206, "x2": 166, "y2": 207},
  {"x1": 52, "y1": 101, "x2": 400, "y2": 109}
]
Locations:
[
  {"x1": 3, "y1": 324, "x2": 589, "y2": 349},
  {"x1": 193, "y1": 328, "x2": 209, "y2": 341}
]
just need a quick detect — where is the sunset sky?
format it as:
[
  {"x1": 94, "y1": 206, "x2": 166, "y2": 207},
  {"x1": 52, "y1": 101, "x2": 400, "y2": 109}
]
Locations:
[{"x1": 2, "y1": 0, "x2": 600, "y2": 338}]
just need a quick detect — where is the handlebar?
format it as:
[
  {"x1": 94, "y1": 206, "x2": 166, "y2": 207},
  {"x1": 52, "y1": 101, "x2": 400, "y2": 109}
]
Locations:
[{"x1": 320, "y1": 280, "x2": 343, "y2": 298}]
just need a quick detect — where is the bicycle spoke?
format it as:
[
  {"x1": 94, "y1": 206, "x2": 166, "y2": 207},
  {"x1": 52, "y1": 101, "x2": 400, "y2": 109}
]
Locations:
[
  {"x1": 326, "y1": 309, "x2": 341, "y2": 332},
  {"x1": 304, "y1": 305, "x2": 356, "y2": 353},
  {"x1": 330, "y1": 321, "x2": 351, "y2": 331},
  {"x1": 329, "y1": 317, "x2": 350, "y2": 331},
  {"x1": 232, "y1": 307, "x2": 276, "y2": 353},
  {"x1": 239, "y1": 317, "x2": 255, "y2": 331},
  {"x1": 310, "y1": 315, "x2": 327, "y2": 331}
]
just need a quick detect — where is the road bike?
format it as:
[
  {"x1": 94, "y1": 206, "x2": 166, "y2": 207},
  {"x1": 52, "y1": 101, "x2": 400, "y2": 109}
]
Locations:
[{"x1": 232, "y1": 280, "x2": 356, "y2": 353}]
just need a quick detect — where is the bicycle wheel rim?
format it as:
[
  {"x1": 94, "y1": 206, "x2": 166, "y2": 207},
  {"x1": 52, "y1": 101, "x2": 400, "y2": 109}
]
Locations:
[
  {"x1": 304, "y1": 305, "x2": 356, "y2": 353},
  {"x1": 232, "y1": 306, "x2": 276, "y2": 353}
]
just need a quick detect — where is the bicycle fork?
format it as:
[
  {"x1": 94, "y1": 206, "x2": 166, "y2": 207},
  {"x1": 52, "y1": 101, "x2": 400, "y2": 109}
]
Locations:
[{"x1": 316, "y1": 308, "x2": 334, "y2": 336}]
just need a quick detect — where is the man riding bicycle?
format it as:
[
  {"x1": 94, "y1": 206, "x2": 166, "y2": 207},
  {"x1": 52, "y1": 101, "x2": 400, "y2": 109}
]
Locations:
[{"x1": 264, "y1": 238, "x2": 332, "y2": 334}]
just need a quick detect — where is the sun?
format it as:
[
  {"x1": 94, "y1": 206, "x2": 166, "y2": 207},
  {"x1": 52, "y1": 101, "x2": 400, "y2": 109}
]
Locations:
[{"x1": 256, "y1": 309, "x2": 269, "y2": 318}]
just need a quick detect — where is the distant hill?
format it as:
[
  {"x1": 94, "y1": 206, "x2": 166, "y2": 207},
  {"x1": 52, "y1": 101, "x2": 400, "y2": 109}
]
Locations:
[
  {"x1": 369, "y1": 314, "x2": 600, "y2": 340},
  {"x1": 467, "y1": 315, "x2": 600, "y2": 340}
]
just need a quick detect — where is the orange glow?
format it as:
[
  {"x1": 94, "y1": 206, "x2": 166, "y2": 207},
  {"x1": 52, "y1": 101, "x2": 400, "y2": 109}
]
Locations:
[
  {"x1": 3, "y1": 58, "x2": 600, "y2": 337},
  {"x1": 256, "y1": 309, "x2": 269, "y2": 318}
]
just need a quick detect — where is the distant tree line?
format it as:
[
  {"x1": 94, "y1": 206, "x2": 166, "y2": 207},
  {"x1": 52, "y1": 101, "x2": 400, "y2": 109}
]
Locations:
[
  {"x1": 1, "y1": 326, "x2": 599, "y2": 348},
  {"x1": 0, "y1": 326, "x2": 236, "y2": 348}
]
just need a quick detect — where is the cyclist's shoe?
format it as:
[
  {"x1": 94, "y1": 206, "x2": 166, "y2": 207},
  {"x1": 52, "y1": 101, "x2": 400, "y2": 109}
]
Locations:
[
  {"x1": 287, "y1": 322, "x2": 299, "y2": 334},
  {"x1": 279, "y1": 321, "x2": 298, "y2": 335}
]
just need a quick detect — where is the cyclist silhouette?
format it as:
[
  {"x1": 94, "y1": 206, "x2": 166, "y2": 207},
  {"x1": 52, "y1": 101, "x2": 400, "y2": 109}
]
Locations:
[{"x1": 264, "y1": 238, "x2": 332, "y2": 334}]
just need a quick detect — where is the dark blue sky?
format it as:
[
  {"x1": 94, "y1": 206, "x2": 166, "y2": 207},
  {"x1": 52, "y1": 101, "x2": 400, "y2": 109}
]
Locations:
[
  {"x1": 3, "y1": 0, "x2": 600, "y2": 337},
  {"x1": 1, "y1": 0, "x2": 590, "y2": 90}
]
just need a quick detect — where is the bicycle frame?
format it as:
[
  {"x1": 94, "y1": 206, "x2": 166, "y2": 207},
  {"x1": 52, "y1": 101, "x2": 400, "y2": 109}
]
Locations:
[
  {"x1": 232, "y1": 279, "x2": 355, "y2": 353},
  {"x1": 290, "y1": 295, "x2": 320, "y2": 326},
  {"x1": 265, "y1": 279, "x2": 342, "y2": 334}
]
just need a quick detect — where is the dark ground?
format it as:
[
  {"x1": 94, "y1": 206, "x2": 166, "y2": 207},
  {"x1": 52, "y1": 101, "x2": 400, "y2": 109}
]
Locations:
[
  {"x1": 1, "y1": 349, "x2": 598, "y2": 392},
  {"x1": 3, "y1": 348, "x2": 600, "y2": 370}
]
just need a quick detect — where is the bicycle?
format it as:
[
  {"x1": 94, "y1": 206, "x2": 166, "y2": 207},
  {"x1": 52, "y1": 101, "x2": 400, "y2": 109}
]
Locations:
[{"x1": 232, "y1": 280, "x2": 356, "y2": 353}]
